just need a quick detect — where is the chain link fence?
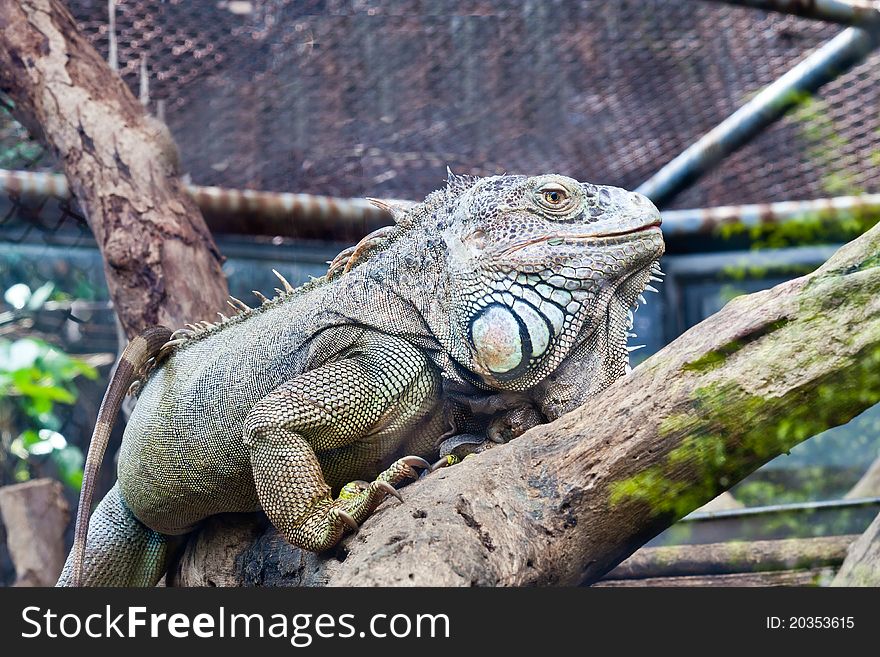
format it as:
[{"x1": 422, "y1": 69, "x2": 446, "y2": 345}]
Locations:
[{"x1": 3, "y1": 0, "x2": 880, "y2": 220}]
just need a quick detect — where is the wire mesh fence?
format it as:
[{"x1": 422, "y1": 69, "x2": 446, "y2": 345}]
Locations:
[{"x1": 2, "y1": 0, "x2": 880, "y2": 227}]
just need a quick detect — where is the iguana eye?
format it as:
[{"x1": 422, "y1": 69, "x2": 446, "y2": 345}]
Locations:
[{"x1": 536, "y1": 183, "x2": 572, "y2": 212}]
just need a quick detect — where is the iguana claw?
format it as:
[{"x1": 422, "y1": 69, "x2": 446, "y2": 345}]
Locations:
[
  {"x1": 375, "y1": 480, "x2": 403, "y2": 502},
  {"x1": 400, "y1": 455, "x2": 431, "y2": 471},
  {"x1": 325, "y1": 455, "x2": 431, "y2": 545},
  {"x1": 430, "y1": 454, "x2": 460, "y2": 471},
  {"x1": 335, "y1": 509, "x2": 359, "y2": 532}
]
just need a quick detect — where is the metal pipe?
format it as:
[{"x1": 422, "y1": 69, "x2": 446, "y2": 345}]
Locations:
[
  {"x1": 637, "y1": 26, "x2": 880, "y2": 208},
  {"x1": 0, "y1": 168, "x2": 400, "y2": 240},
  {"x1": 0, "y1": 168, "x2": 70, "y2": 198},
  {"x1": 661, "y1": 193, "x2": 880, "y2": 236},
  {"x1": 705, "y1": 0, "x2": 880, "y2": 26},
  {"x1": 3, "y1": 168, "x2": 879, "y2": 240},
  {"x1": 683, "y1": 496, "x2": 880, "y2": 521}
]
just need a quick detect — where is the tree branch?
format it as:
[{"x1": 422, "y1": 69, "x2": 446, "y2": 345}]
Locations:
[
  {"x1": 832, "y1": 510, "x2": 880, "y2": 586},
  {"x1": 0, "y1": 0, "x2": 228, "y2": 337},
  {"x1": 176, "y1": 221, "x2": 880, "y2": 586}
]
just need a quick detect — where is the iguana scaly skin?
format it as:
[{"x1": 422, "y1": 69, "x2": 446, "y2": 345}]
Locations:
[{"x1": 57, "y1": 172, "x2": 664, "y2": 586}]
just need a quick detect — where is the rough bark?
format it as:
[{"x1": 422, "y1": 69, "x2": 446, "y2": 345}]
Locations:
[
  {"x1": 174, "y1": 220, "x2": 880, "y2": 587},
  {"x1": 831, "y1": 511, "x2": 880, "y2": 586},
  {"x1": 0, "y1": 0, "x2": 228, "y2": 338},
  {"x1": 0, "y1": 479, "x2": 69, "y2": 586}
]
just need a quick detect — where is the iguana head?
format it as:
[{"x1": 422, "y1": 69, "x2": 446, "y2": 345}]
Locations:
[{"x1": 426, "y1": 172, "x2": 664, "y2": 391}]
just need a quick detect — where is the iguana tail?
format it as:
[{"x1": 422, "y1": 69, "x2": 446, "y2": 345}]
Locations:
[{"x1": 70, "y1": 325, "x2": 173, "y2": 587}]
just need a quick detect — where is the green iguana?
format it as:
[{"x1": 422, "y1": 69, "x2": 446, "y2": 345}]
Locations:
[{"x1": 57, "y1": 171, "x2": 664, "y2": 586}]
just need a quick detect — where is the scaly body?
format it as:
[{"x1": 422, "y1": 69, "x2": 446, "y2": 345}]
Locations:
[{"x1": 58, "y1": 172, "x2": 664, "y2": 586}]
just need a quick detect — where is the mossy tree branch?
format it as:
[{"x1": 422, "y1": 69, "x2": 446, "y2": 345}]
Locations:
[{"x1": 176, "y1": 221, "x2": 880, "y2": 586}]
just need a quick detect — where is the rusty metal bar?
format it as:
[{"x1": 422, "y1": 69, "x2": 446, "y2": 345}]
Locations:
[
  {"x1": 705, "y1": 0, "x2": 880, "y2": 26},
  {"x1": 0, "y1": 168, "x2": 70, "y2": 198},
  {"x1": 0, "y1": 168, "x2": 400, "y2": 241},
  {"x1": 3, "y1": 168, "x2": 880, "y2": 240},
  {"x1": 661, "y1": 193, "x2": 880, "y2": 236},
  {"x1": 637, "y1": 25, "x2": 880, "y2": 208}
]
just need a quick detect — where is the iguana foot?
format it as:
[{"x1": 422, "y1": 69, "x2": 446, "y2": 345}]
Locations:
[
  {"x1": 433, "y1": 405, "x2": 544, "y2": 471},
  {"x1": 436, "y1": 432, "x2": 495, "y2": 462},
  {"x1": 332, "y1": 455, "x2": 430, "y2": 531}
]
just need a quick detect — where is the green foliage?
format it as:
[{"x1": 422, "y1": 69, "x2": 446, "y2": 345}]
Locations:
[
  {"x1": 715, "y1": 208, "x2": 879, "y2": 253},
  {"x1": 0, "y1": 103, "x2": 44, "y2": 167},
  {"x1": 0, "y1": 283, "x2": 97, "y2": 489},
  {"x1": 711, "y1": 93, "x2": 878, "y2": 259}
]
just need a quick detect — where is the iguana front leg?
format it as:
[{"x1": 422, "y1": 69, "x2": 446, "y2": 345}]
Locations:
[{"x1": 244, "y1": 334, "x2": 438, "y2": 552}]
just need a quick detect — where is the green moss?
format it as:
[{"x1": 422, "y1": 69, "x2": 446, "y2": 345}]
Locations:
[
  {"x1": 682, "y1": 319, "x2": 789, "y2": 373},
  {"x1": 853, "y1": 252, "x2": 880, "y2": 272},
  {"x1": 609, "y1": 344, "x2": 880, "y2": 521},
  {"x1": 682, "y1": 341, "x2": 743, "y2": 373}
]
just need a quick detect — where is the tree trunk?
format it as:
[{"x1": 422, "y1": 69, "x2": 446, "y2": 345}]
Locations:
[
  {"x1": 0, "y1": 0, "x2": 228, "y2": 338},
  {"x1": 174, "y1": 221, "x2": 880, "y2": 586}
]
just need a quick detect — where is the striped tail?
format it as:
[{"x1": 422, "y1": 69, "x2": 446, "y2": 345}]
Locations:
[{"x1": 70, "y1": 326, "x2": 173, "y2": 587}]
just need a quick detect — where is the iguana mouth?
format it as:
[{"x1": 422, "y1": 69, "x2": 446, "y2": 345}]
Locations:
[{"x1": 499, "y1": 221, "x2": 662, "y2": 256}]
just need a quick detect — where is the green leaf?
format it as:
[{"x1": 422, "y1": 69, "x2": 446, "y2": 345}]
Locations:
[
  {"x1": 22, "y1": 395, "x2": 53, "y2": 416},
  {"x1": 9, "y1": 434, "x2": 31, "y2": 460},
  {"x1": 52, "y1": 445, "x2": 84, "y2": 490},
  {"x1": 18, "y1": 429, "x2": 41, "y2": 448},
  {"x1": 3, "y1": 283, "x2": 30, "y2": 310},
  {"x1": 13, "y1": 377, "x2": 76, "y2": 404},
  {"x1": 41, "y1": 349, "x2": 98, "y2": 383},
  {"x1": 13, "y1": 461, "x2": 30, "y2": 483}
]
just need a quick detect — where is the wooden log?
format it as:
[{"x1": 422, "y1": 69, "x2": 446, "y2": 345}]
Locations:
[
  {"x1": 594, "y1": 568, "x2": 834, "y2": 587},
  {"x1": 0, "y1": 479, "x2": 69, "y2": 586},
  {"x1": 604, "y1": 535, "x2": 855, "y2": 579}
]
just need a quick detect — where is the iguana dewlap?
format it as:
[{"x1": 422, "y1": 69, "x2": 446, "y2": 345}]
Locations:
[{"x1": 58, "y1": 172, "x2": 664, "y2": 586}]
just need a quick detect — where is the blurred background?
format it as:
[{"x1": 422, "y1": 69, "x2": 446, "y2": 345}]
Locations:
[{"x1": 1, "y1": 0, "x2": 879, "y2": 585}]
